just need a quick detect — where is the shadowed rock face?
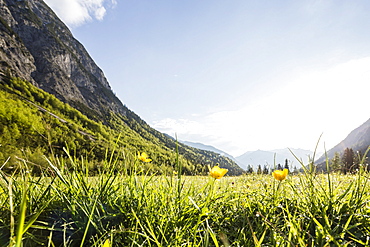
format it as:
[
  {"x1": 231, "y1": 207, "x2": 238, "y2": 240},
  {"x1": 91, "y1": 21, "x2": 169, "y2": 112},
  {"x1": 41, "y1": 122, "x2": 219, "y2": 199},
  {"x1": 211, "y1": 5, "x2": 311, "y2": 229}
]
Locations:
[
  {"x1": 0, "y1": 0, "x2": 125, "y2": 118},
  {"x1": 0, "y1": 0, "x2": 246, "y2": 175}
]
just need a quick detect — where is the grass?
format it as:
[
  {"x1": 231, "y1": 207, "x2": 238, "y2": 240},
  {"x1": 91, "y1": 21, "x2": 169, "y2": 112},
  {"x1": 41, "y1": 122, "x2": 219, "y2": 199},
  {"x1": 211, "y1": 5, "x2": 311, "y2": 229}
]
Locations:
[{"x1": 0, "y1": 147, "x2": 370, "y2": 246}]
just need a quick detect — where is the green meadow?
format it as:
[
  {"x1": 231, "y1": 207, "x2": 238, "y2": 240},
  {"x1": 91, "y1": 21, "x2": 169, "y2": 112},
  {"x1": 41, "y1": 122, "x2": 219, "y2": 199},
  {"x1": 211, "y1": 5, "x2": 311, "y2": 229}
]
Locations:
[
  {"x1": 1, "y1": 147, "x2": 370, "y2": 247},
  {"x1": 2, "y1": 2, "x2": 370, "y2": 246}
]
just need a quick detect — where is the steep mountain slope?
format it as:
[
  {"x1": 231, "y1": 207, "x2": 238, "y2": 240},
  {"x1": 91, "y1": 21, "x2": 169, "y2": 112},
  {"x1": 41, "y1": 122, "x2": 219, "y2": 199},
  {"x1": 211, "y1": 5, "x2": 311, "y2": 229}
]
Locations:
[
  {"x1": 0, "y1": 0, "x2": 244, "y2": 175},
  {"x1": 0, "y1": 0, "x2": 123, "y2": 119},
  {"x1": 315, "y1": 117, "x2": 370, "y2": 165}
]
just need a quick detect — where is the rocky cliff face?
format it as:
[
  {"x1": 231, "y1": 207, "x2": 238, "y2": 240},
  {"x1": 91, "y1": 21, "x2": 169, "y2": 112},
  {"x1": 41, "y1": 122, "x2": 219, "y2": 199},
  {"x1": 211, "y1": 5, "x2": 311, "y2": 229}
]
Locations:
[
  {"x1": 0, "y1": 0, "x2": 125, "y2": 118},
  {"x1": 0, "y1": 0, "x2": 245, "y2": 174}
]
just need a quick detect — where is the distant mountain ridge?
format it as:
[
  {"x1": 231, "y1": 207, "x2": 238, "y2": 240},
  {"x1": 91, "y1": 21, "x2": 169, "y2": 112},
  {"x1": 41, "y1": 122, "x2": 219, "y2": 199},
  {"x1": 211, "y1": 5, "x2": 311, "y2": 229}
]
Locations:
[
  {"x1": 181, "y1": 140, "x2": 242, "y2": 166},
  {"x1": 0, "y1": 0, "x2": 244, "y2": 175},
  {"x1": 4, "y1": 0, "x2": 367, "y2": 175},
  {"x1": 236, "y1": 148, "x2": 318, "y2": 170},
  {"x1": 183, "y1": 114, "x2": 370, "y2": 170},
  {"x1": 181, "y1": 140, "x2": 318, "y2": 171},
  {"x1": 235, "y1": 118, "x2": 370, "y2": 170}
]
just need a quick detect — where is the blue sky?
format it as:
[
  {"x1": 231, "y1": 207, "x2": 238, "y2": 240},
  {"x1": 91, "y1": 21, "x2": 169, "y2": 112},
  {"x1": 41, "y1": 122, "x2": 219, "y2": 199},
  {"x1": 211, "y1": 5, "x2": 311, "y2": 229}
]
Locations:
[{"x1": 45, "y1": 0, "x2": 370, "y2": 156}]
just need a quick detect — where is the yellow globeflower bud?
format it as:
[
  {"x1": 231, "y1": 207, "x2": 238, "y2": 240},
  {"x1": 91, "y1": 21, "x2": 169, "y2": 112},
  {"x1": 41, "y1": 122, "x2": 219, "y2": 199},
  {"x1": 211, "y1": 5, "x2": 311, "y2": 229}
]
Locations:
[
  {"x1": 209, "y1": 165, "x2": 228, "y2": 179},
  {"x1": 137, "y1": 152, "x2": 152, "y2": 162},
  {"x1": 272, "y1": 168, "x2": 289, "y2": 181},
  {"x1": 102, "y1": 239, "x2": 111, "y2": 247}
]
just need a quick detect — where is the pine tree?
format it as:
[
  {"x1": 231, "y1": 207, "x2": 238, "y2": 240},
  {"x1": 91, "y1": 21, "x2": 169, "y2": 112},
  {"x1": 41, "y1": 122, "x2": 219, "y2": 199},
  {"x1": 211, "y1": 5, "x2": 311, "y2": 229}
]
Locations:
[
  {"x1": 246, "y1": 165, "x2": 254, "y2": 174},
  {"x1": 284, "y1": 159, "x2": 289, "y2": 171},
  {"x1": 342, "y1": 148, "x2": 355, "y2": 174},
  {"x1": 257, "y1": 164, "x2": 262, "y2": 174},
  {"x1": 277, "y1": 163, "x2": 283, "y2": 170},
  {"x1": 331, "y1": 152, "x2": 342, "y2": 173}
]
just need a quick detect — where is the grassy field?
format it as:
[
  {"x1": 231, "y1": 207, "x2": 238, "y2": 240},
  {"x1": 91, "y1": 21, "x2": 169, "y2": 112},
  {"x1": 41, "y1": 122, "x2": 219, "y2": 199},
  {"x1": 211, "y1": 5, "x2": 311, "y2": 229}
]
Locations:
[{"x1": 1, "y1": 149, "x2": 370, "y2": 246}]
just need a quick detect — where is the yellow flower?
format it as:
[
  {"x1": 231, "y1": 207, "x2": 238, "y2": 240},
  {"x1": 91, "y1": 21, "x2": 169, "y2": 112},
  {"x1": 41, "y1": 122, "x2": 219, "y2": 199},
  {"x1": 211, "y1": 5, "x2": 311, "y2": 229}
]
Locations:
[
  {"x1": 209, "y1": 165, "x2": 228, "y2": 179},
  {"x1": 272, "y1": 169, "x2": 289, "y2": 181},
  {"x1": 137, "y1": 152, "x2": 152, "y2": 162},
  {"x1": 102, "y1": 239, "x2": 111, "y2": 247}
]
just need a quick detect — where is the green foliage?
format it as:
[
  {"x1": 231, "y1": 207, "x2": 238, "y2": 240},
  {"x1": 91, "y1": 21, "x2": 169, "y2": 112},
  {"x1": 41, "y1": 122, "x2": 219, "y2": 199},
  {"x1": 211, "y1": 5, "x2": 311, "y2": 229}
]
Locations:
[
  {"x1": 0, "y1": 75, "x2": 243, "y2": 175},
  {"x1": 326, "y1": 148, "x2": 368, "y2": 174},
  {"x1": 330, "y1": 152, "x2": 342, "y2": 172},
  {"x1": 1, "y1": 149, "x2": 370, "y2": 246}
]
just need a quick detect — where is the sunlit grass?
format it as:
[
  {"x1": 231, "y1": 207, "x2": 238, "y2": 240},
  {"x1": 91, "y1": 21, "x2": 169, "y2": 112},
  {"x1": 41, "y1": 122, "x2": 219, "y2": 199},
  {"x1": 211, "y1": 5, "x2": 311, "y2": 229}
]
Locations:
[{"x1": 0, "y1": 147, "x2": 369, "y2": 246}]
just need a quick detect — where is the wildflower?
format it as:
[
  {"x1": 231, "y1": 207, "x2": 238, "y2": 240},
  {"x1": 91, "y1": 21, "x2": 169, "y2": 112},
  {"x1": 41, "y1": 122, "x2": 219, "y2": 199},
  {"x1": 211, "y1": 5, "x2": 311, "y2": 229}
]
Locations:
[
  {"x1": 137, "y1": 152, "x2": 152, "y2": 162},
  {"x1": 102, "y1": 239, "x2": 111, "y2": 247},
  {"x1": 209, "y1": 165, "x2": 228, "y2": 179},
  {"x1": 272, "y1": 168, "x2": 288, "y2": 181}
]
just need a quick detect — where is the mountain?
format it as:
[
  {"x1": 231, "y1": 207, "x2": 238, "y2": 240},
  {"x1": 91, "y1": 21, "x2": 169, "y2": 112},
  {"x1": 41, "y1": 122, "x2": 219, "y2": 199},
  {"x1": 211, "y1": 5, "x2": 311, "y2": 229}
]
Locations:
[
  {"x1": 236, "y1": 148, "x2": 317, "y2": 170},
  {"x1": 0, "y1": 0, "x2": 244, "y2": 175},
  {"x1": 181, "y1": 140, "x2": 243, "y2": 166},
  {"x1": 0, "y1": 0, "x2": 124, "y2": 120},
  {"x1": 315, "y1": 117, "x2": 370, "y2": 167},
  {"x1": 235, "y1": 117, "x2": 370, "y2": 172},
  {"x1": 181, "y1": 141, "x2": 226, "y2": 155}
]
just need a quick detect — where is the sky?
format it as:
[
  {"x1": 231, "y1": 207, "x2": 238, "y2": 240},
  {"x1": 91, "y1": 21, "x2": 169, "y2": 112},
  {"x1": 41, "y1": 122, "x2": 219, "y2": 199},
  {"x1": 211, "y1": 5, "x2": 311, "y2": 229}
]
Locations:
[{"x1": 44, "y1": 0, "x2": 370, "y2": 157}]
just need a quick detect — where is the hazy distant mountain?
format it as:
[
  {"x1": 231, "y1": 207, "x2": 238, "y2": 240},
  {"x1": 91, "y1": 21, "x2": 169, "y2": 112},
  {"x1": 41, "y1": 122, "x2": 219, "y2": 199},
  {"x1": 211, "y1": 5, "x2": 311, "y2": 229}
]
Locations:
[
  {"x1": 181, "y1": 141, "x2": 243, "y2": 166},
  {"x1": 236, "y1": 148, "x2": 318, "y2": 170},
  {"x1": 315, "y1": 117, "x2": 370, "y2": 166},
  {"x1": 0, "y1": 0, "x2": 244, "y2": 175},
  {"x1": 181, "y1": 141, "x2": 228, "y2": 156},
  {"x1": 181, "y1": 140, "x2": 318, "y2": 171}
]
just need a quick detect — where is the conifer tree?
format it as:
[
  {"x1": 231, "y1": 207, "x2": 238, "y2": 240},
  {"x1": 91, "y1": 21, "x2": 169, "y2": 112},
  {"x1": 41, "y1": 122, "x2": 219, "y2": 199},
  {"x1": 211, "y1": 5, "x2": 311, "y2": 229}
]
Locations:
[
  {"x1": 257, "y1": 164, "x2": 262, "y2": 174},
  {"x1": 284, "y1": 159, "x2": 289, "y2": 171},
  {"x1": 246, "y1": 165, "x2": 254, "y2": 174},
  {"x1": 331, "y1": 152, "x2": 342, "y2": 173},
  {"x1": 342, "y1": 148, "x2": 355, "y2": 174},
  {"x1": 277, "y1": 163, "x2": 283, "y2": 170}
]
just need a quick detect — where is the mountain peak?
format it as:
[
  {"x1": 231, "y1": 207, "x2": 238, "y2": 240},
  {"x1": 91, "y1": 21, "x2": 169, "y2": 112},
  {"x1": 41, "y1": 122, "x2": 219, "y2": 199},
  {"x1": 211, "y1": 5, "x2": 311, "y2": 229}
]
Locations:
[
  {"x1": 1, "y1": 0, "x2": 123, "y2": 119},
  {"x1": 0, "y1": 0, "x2": 245, "y2": 175}
]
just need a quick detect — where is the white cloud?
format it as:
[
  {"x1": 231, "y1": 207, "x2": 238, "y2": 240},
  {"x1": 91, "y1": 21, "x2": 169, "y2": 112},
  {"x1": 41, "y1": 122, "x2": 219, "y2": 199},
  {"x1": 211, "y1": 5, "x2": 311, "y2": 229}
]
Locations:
[
  {"x1": 94, "y1": 6, "x2": 106, "y2": 20},
  {"x1": 152, "y1": 118, "x2": 205, "y2": 137},
  {"x1": 152, "y1": 57, "x2": 370, "y2": 156},
  {"x1": 44, "y1": 0, "x2": 115, "y2": 27}
]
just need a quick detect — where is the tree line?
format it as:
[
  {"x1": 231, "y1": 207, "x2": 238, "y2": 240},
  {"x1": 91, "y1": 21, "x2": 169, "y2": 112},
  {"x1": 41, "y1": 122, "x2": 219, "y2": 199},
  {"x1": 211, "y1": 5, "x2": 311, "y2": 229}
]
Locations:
[
  {"x1": 329, "y1": 147, "x2": 369, "y2": 174},
  {"x1": 242, "y1": 147, "x2": 369, "y2": 175},
  {"x1": 244, "y1": 159, "x2": 300, "y2": 175}
]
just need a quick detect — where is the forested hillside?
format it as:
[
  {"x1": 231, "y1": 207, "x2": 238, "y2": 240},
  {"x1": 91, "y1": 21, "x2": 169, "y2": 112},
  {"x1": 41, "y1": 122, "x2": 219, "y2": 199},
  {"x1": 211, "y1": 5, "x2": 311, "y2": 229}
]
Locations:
[
  {"x1": 0, "y1": 73, "x2": 243, "y2": 175},
  {"x1": 0, "y1": 0, "x2": 244, "y2": 175},
  {"x1": 315, "y1": 117, "x2": 370, "y2": 172}
]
